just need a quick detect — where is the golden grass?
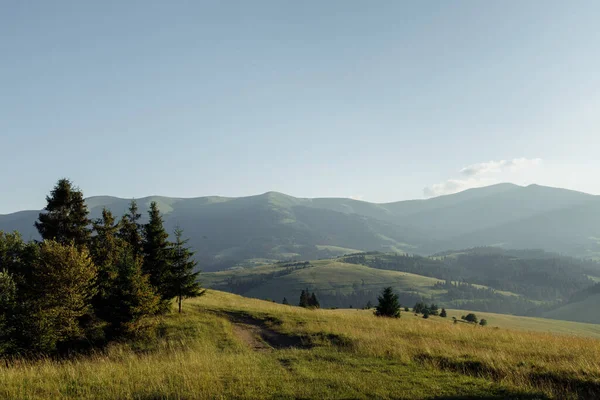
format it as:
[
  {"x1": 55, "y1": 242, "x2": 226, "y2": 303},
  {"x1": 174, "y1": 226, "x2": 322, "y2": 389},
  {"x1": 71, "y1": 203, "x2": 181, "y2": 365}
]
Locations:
[{"x1": 1, "y1": 290, "x2": 599, "y2": 399}]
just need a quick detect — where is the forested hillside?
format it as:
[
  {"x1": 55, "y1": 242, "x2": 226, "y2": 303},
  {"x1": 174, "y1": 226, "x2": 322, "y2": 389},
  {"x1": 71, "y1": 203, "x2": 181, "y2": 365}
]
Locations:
[{"x1": 2, "y1": 183, "x2": 600, "y2": 270}]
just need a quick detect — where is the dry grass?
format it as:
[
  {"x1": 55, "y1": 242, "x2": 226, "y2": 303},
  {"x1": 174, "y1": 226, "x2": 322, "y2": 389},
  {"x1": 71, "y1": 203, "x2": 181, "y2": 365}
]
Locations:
[{"x1": 1, "y1": 290, "x2": 599, "y2": 399}]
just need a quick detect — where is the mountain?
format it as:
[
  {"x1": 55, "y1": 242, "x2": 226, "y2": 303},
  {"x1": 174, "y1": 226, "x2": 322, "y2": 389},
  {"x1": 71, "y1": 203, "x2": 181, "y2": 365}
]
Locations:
[{"x1": 2, "y1": 183, "x2": 600, "y2": 270}]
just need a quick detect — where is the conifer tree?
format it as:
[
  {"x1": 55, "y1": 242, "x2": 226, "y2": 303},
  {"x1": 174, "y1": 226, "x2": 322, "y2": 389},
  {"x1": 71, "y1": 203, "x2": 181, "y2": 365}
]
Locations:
[
  {"x1": 119, "y1": 200, "x2": 143, "y2": 257},
  {"x1": 299, "y1": 289, "x2": 309, "y2": 307},
  {"x1": 35, "y1": 179, "x2": 91, "y2": 247},
  {"x1": 170, "y1": 227, "x2": 204, "y2": 313},
  {"x1": 142, "y1": 202, "x2": 172, "y2": 311},
  {"x1": 440, "y1": 308, "x2": 447, "y2": 318},
  {"x1": 375, "y1": 287, "x2": 401, "y2": 318},
  {"x1": 309, "y1": 292, "x2": 320, "y2": 308},
  {"x1": 91, "y1": 209, "x2": 121, "y2": 308},
  {"x1": 104, "y1": 250, "x2": 160, "y2": 337},
  {"x1": 282, "y1": 297, "x2": 289, "y2": 305}
]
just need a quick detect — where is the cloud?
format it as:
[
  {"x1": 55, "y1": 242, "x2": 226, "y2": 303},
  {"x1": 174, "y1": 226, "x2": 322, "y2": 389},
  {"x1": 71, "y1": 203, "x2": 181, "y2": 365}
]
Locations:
[
  {"x1": 424, "y1": 158, "x2": 543, "y2": 198},
  {"x1": 459, "y1": 158, "x2": 542, "y2": 177}
]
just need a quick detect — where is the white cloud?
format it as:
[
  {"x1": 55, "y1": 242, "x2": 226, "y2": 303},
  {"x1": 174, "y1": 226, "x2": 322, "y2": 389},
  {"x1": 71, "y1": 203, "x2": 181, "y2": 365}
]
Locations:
[
  {"x1": 424, "y1": 158, "x2": 543, "y2": 197},
  {"x1": 459, "y1": 158, "x2": 542, "y2": 177}
]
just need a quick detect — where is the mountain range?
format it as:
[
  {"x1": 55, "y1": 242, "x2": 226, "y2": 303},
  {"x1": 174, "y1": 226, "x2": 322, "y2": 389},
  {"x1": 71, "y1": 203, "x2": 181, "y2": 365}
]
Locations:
[{"x1": 2, "y1": 183, "x2": 600, "y2": 270}]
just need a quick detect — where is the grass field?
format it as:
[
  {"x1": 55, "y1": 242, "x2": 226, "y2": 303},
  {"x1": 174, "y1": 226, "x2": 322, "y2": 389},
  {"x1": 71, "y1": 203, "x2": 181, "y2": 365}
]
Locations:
[
  {"x1": 204, "y1": 259, "x2": 521, "y2": 303},
  {"x1": 352, "y1": 307, "x2": 600, "y2": 340},
  {"x1": 1, "y1": 290, "x2": 599, "y2": 399}
]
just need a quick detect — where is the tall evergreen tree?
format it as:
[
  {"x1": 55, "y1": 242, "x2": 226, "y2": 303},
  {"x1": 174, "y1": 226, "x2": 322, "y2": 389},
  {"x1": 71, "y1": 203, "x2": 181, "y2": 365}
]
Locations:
[
  {"x1": 118, "y1": 200, "x2": 143, "y2": 257},
  {"x1": 299, "y1": 289, "x2": 309, "y2": 307},
  {"x1": 309, "y1": 292, "x2": 320, "y2": 309},
  {"x1": 35, "y1": 178, "x2": 91, "y2": 247},
  {"x1": 90, "y1": 208, "x2": 124, "y2": 296},
  {"x1": 104, "y1": 250, "x2": 160, "y2": 337},
  {"x1": 170, "y1": 227, "x2": 204, "y2": 313},
  {"x1": 440, "y1": 308, "x2": 447, "y2": 318},
  {"x1": 282, "y1": 297, "x2": 289, "y2": 305},
  {"x1": 375, "y1": 287, "x2": 401, "y2": 318},
  {"x1": 142, "y1": 202, "x2": 172, "y2": 311},
  {"x1": 90, "y1": 209, "x2": 124, "y2": 322}
]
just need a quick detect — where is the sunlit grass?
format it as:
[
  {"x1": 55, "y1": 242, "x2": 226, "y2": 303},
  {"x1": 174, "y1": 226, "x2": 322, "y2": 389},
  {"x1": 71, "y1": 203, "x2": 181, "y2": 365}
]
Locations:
[{"x1": 1, "y1": 290, "x2": 598, "y2": 399}]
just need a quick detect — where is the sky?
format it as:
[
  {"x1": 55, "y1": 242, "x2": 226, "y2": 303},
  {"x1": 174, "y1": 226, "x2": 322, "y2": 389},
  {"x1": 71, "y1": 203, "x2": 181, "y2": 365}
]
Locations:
[{"x1": 1, "y1": 1, "x2": 599, "y2": 214}]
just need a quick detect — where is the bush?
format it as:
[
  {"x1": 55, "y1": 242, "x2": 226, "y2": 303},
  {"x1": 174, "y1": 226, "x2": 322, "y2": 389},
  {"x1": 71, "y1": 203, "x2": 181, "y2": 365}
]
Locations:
[{"x1": 464, "y1": 313, "x2": 478, "y2": 324}]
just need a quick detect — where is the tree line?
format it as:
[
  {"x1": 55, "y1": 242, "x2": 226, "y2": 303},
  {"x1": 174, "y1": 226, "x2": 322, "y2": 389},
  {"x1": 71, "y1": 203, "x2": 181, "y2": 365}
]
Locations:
[
  {"x1": 0, "y1": 179, "x2": 203, "y2": 356},
  {"x1": 342, "y1": 251, "x2": 598, "y2": 303}
]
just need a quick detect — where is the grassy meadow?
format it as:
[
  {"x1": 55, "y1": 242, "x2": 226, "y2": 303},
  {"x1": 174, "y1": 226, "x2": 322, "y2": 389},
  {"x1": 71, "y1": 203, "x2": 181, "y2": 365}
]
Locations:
[
  {"x1": 1, "y1": 290, "x2": 600, "y2": 399},
  {"x1": 204, "y1": 259, "x2": 522, "y2": 304}
]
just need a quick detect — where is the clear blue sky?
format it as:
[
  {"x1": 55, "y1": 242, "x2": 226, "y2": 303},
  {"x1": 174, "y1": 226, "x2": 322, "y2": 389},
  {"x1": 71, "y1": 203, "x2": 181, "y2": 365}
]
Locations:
[{"x1": 2, "y1": 1, "x2": 599, "y2": 213}]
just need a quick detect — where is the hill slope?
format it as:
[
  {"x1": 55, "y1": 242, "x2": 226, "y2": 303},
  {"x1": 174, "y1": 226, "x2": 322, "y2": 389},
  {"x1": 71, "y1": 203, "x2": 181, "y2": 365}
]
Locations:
[{"x1": 2, "y1": 290, "x2": 600, "y2": 399}]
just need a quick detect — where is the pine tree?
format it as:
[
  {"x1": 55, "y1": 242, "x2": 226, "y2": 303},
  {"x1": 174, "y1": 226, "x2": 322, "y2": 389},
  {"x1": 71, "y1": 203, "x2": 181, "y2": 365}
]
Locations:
[
  {"x1": 170, "y1": 227, "x2": 204, "y2": 313},
  {"x1": 440, "y1": 308, "x2": 447, "y2": 318},
  {"x1": 429, "y1": 303, "x2": 439, "y2": 316},
  {"x1": 35, "y1": 179, "x2": 91, "y2": 247},
  {"x1": 299, "y1": 289, "x2": 309, "y2": 307},
  {"x1": 282, "y1": 297, "x2": 289, "y2": 305},
  {"x1": 142, "y1": 202, "x2": 172, "y2": 311},
  {"x1": 104, "y1": 250, "x2": 160, "y2": 337},
  {"x1": 118, "y1": 200, "x2": 143, "y2": 257},
  {"x1": 90, "y1": 208, "x2": 122, "y2": 318},
  {"x1": 375, "y1": 287, "x2": 401, "y2": 318},
  {"x1": 309, "y1": 292, "x2": 320, "y2": 309}
]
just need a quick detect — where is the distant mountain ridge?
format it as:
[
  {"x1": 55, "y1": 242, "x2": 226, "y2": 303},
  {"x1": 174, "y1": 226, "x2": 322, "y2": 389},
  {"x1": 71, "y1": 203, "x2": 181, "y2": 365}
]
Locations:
[{"x1": 1, "y1": 183, "x2": 600, "y2": 270}]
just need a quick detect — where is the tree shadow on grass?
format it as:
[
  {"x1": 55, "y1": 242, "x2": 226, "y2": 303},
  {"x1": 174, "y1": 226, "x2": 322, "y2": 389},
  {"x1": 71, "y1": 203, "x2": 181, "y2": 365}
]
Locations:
[{"x1": 428, "y1": 394, "x2": 550, "y2": 400}]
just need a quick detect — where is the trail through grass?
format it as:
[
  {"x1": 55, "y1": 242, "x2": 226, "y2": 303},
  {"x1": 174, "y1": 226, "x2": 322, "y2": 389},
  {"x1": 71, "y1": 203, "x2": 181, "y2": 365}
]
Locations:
[{"x1": 1, "y1": 290, "x2": 599, "y2": 399}]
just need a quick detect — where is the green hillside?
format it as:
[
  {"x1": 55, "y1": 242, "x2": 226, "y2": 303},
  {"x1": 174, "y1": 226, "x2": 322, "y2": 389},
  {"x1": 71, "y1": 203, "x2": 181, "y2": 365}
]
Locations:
[
  {"x1": 3, "y1": 183, "x2": 600, "y2": 269},
  {"x1": 204, "y1": 258, "x2": 529, "y2": 311},
  {"x1": 350, "y1": 307, "x2": 600, "y2": 340},
  {"x1": 543, "y1": 293, "x2": 600, "y2": 324},
  {"x1": 4, "y1": 290, "x2": 600, "y2": 399}
]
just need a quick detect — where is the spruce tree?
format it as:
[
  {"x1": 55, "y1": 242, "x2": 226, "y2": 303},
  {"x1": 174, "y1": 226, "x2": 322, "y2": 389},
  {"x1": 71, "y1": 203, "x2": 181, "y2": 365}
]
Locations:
[
  {"x1": 91, "y1": 209, "x2": 121, "y2": 313},
  {"x1": 142, "y1": 202, "x2": 172, "y2": 311},
  {"x1": 309, "y1": 292, "x2": 320, "y2": 309},
  {"x1": 375, "y1": 287, "x2": 401, "y2": 318},
  {"x1": 440, "y1": 308, "x2": 447, "y2": 318},
  {"x1": 282, "y1": 297, "x2": 289, "y2": 305},
  {"x1": 299, "y1": 289, "x2": 309, "y2": 307},
  {"x1": 170, "y1": 227, "x2": 204, "y2": 313},
  {"x1": 35, "y1": 178, "x2": 91, "y2": 247},
  {"x1": 118, "y1": 200, "x2": 143, "y2": 257},
  {"x1": 104, "y1": 250, "x2": 160, "y2": 337}
]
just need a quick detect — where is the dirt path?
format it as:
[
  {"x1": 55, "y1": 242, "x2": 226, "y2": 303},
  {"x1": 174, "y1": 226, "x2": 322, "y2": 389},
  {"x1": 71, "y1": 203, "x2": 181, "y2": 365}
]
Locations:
[
  {"x1": 223, "y1": 311, "x2": 310, "y2": 351},
  {"x1": 231, "y1": 323, "x2": 273, "y2": 352}
]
